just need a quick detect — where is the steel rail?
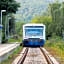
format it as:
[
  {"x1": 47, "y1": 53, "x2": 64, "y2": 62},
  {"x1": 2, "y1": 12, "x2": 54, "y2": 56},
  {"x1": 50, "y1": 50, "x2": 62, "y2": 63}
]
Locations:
[
  {"x1": 40, "y1": 47, "x2": 59, "y2": 64},
  {"x1": 13, "y1": 47, "x2": 59, "y2": 64},
  {"x1": 12, "y1": 47, "x2": 29, "y2": 64},
  {"x1": 17, "y1": 48, "x2": 28, "y2": 64}
]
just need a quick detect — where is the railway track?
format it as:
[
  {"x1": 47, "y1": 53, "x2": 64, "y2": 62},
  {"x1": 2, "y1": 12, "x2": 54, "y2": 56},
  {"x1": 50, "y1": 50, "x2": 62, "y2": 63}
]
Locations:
[{"x1": 12, "y1": 47, "x2": 59, "y2": 64}]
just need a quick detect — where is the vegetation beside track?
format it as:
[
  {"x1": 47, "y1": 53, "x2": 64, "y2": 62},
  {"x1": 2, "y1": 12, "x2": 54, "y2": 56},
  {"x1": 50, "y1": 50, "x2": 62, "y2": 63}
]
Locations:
[
  {"x1": 45, "y1": 36, "x2": 64, "y2": 64},
  {"x1": 8, "y1": 38, "x2": 22, "y2": 43},
  {"x1": 0, "y1": 46, "x2": 23, "y2": 64}
]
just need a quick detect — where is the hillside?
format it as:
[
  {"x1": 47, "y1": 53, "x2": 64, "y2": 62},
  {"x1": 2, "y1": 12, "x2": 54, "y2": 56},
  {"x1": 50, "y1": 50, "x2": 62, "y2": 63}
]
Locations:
[{"x1": 15, "y1": 0, "x2": 54, "y2": 22}]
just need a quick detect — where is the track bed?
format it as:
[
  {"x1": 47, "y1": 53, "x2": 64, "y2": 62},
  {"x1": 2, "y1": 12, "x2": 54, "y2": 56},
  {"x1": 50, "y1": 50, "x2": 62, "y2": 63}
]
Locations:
[{"x1": 23, "y1": 48, "x2": 47, "y2": 64}]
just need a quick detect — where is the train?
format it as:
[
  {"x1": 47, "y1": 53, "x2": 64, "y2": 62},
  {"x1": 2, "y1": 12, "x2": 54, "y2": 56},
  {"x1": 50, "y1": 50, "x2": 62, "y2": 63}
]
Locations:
[{"x1": 23, "y1": 24, "x2": 45, "y2": 46}]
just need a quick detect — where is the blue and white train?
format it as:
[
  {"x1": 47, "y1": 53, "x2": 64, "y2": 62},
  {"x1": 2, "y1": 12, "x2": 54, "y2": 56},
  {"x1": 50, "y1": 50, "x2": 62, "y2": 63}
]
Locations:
[{"x1": 23, "y1": 24, "x2": 45, "y2": 46}]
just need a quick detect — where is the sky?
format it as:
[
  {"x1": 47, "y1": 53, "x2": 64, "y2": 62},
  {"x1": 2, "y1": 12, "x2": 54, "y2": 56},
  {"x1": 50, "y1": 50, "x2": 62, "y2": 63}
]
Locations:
[{"x1": 15, "y1": 0, "x2": 64, "y2": 22}]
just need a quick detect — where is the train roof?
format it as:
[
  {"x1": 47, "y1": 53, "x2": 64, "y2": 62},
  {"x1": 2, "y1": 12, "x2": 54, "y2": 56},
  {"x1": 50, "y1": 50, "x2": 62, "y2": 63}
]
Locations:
[{"x1": 23, "y1": 23, "x2": 45, "y2": 27}]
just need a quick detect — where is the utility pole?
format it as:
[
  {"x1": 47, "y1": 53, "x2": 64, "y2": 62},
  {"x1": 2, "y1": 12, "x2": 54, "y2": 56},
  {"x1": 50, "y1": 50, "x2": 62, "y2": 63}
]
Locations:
[
  {"x1": 7, "y1": 14, "x2": 11, "y2": 39},
  {"x1": 0, "y1": 10, "x2": 6, "y2": 43},
  {"x1": 5, "y1": 15, "x2": 7, "y2": 39}
]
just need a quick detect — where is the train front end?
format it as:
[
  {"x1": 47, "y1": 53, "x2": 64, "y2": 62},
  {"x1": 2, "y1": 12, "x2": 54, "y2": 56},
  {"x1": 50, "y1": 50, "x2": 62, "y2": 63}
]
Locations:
[{"x1": 23, "y1": 24, "x2": 45, "y2": 46}]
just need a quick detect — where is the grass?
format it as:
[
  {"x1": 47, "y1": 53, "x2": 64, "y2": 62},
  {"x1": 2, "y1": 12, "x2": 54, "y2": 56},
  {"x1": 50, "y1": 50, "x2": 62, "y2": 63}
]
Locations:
[
  {"x1": 8, "y1": 38, "x2": 22, "y2": 43},
  {"x1": 45, "y1": 36, "x2": 64, "y2": 64},
  {"x1": 0, "y1": 46, "x2": 23, "y2": 64}
]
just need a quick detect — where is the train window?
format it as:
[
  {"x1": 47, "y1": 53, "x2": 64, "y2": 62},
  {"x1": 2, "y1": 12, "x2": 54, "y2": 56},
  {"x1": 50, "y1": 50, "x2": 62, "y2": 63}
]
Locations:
[{"x1": 25, "y1": 28, "x2": 43, "y2": 37}]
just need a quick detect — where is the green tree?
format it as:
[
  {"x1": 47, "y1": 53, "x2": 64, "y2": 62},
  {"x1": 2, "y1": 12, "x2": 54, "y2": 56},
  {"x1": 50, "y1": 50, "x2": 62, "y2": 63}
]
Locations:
[
  {"x1": 49, "y1": 2, "x2": 64, "y2": 37},
  {"x1": 0, "y1": 0, "x2": 20, "y2": 43},
  {"x1": 0, "y1": 0, "x2": 20, "y2": 13},
  {"x1": 9, "y1": 14, "x2": 16, "y2": 35},
  {"x1": 16, "y1": 21, "x2": 25, "y2": 37}
]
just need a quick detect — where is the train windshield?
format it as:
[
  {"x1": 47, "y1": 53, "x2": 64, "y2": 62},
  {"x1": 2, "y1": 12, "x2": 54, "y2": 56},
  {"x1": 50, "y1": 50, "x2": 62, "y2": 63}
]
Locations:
[{"x1": 25, "y1": 26, "x2": 43, "y2": 37}]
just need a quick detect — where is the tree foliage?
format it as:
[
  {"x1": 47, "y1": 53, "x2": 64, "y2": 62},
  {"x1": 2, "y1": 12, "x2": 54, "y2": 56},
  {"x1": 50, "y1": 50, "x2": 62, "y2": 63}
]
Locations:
[
  {"x1": 49, "y1": 2, "x2": 64, "y2": 37},
  {"x1": 9, "y1": 14, "x2": 16, "y2": 35},
  {"x1": 0, "y1": 0, "x2": 20, "y2": 43},
  {"x1": 31, "y1": 2, "x2": 64, "y2": 39},
  {"x1": 16, "y1": 21, "x2": 26, "y2": 36},
  {"x1": 0, "y1": 0, "x2": 20, "y2": 13}
]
